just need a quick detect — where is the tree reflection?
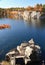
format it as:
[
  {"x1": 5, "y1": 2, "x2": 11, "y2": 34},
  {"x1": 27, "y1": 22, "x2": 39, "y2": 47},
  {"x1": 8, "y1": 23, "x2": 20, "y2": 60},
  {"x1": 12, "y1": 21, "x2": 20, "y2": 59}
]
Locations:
[{"x1": 24, "y1": 19, "x2": 45, "y2": 28}]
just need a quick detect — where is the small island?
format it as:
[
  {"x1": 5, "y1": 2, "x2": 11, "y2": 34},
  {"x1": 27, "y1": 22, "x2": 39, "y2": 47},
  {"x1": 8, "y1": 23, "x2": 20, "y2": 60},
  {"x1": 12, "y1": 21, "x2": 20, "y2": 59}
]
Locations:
[{"x1": 0, "y1": 24, "x2": 11, "y2": 29}]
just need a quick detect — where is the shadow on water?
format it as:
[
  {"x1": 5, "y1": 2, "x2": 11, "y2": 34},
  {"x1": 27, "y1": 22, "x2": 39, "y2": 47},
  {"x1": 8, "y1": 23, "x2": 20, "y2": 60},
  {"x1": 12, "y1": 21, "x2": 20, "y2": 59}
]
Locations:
[{"x1": 27, "y1": 61, "x2": 43, "y2": 65}]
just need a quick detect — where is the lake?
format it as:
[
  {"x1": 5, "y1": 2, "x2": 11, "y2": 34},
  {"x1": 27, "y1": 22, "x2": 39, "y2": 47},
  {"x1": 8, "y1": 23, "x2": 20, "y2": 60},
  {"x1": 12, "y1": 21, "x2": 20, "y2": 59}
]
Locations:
[{"x1": 0, "y1": 18, "x2": 45, "y2": 61}]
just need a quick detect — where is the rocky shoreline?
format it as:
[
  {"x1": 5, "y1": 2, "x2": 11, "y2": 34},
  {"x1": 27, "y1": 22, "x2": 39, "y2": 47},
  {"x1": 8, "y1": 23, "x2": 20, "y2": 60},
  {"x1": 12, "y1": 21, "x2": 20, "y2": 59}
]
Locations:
[
  {"x1": 5, "y1": 39, "x2": 43, "y2": 65},
  {"x1": 0, "y1": 24, "x2": 11, "y2": 29}
]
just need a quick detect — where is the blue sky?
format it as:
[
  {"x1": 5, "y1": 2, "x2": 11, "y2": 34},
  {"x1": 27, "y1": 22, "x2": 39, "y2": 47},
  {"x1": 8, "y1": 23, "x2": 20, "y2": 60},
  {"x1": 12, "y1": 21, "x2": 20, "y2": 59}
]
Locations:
[{"x1": 0, "y1": 0, "x2": 45, "y2": 8}]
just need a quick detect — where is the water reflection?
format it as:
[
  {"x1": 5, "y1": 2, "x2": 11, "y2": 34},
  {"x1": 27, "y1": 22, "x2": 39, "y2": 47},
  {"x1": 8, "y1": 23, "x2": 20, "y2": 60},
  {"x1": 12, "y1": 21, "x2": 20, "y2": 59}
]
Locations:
[{"x1": 24, "y1": 19, "x2": 45, "y2": 28}]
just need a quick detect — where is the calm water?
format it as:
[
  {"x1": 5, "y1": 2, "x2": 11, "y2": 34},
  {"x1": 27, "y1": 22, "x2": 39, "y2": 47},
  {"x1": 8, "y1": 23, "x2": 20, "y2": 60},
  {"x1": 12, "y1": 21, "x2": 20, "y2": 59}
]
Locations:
[{"x1": 0, "y1": 18, "x2": 45, "y2": 61}]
